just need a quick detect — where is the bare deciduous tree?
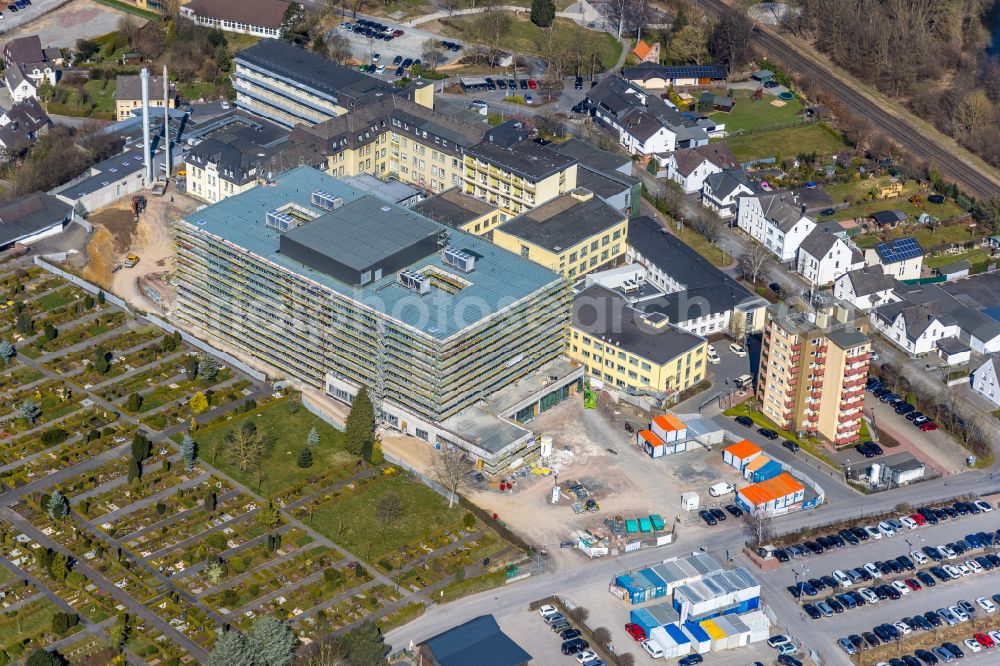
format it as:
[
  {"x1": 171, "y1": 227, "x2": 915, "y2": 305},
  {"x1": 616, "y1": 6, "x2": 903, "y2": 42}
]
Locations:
[
  {"x1": 432, "y1": 448, "x2": 472, "y2": 508},
  {"x1": 294, "y1": 635, "x2": 349, "y2": 665},
  {"x1": 743, "y1": 510, "x2": 774, "y2": 546},
  {"x1": 738, "y1": 241, "x2": 771, "y2": 285},
  {"x1": 568, "y1": 607, "x2": 590, "y2": 623},
  {"x1": 689, "y1": 209, "x2": 724, "y2": 245},
  {"x1": 324, "y1": 32, "x2": 353, "y2": 64}
]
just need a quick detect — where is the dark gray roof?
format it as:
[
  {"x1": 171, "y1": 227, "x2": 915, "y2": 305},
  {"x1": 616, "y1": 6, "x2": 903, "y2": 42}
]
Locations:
[
  {"x1": 0, "y1": 192, "x2": 71, "y2": 246},
  {"x1": 703, "y1": 167, "x2": 752, "y2": 200},
  {"x1": 411, "y1": 188, "x2": 496, "y2": 229},
  {"x1": 587, "y1": 76, "x2": 693, "y2": 133},
  {"x1": 187, "y1": 113, "x2": 295, "y2": 184},
  {"x1": 421, "y1": 615, "x2": 531, "y2": 666},
  {"x1": 826, "y1": 327, "x2": 868, "y2": 349},
  {"x1": 115, "y1": 75, "x2": 177, "y2": 101},
  {"x1": 575, "y1": 165, "x2": 636, "y2": 200},
  {"x1": 842, "y1": 266, "x2": 898, "y2": 297},
  {"x1": 939, "y1": 260, "x2": 970, "y2": 275},
  {"x1": 497, "y1": 192, "x2": 622, "y2": 252},
  {"x1": 550, "y1": 138, "x2": 630, "y2": 174},
  {"x1": 0, "y1": 97, "x2": 50, "y2": 149},
  {"x1": 3, "y1": 36, "x2": 43, "y2": 65},
  {"x1": 890, "y1": 283, "x2": 1000, "y2": 347},
  {"x1": 622, "y1": 62, "x2": 727, "y2": 82},
  {"x1": 871, "y1": 210, "x2": 907, "y2": 225},
  {"x1": 235, "y1": 39, "x2": 395, "y2": 108},
  {"x1": 467, "y1": 138, "x2": 576, "y2": 182},
  {"x1": 798, "y1": 224, "x2": 843, "y2": 259},
  {"x1": 573, "y1": 284, "x2": 705, "y2": 365},
  {"x1": 751, "y1": 192, "x2": 810, "y2": 233},
  {"x1": 880, "y1": 451, "x2": 925, "y2": 473},
  {"x1": 936, "y1": 337, "x2": 970, "y2": 354},
  {"x1": 628, "y1": 215, "x2": 759, "y2": 314},
  {"x1": 282, "y1": 196, "x2": 441, "y2": 273},
  {"x1": 671, "y1": 143, "x2": 738, "y2": 177}
]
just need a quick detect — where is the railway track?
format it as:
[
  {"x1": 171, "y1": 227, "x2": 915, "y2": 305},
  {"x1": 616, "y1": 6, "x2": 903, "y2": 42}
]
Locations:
[{"x1": 693, "y1": 0, "x2": 1000, "y2": 200}]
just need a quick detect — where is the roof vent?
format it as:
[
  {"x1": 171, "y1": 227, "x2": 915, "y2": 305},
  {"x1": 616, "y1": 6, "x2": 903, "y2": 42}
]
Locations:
[
  {"x1": 381, "y1": 206, "x2": 391, "y2": 212},
  {"x1": 311, "y1": 190, "x2": 343, "y2": 210},
  {"x1": 442, "y1": 246, "x2": 476, "y2": 272},
  {"x1": 398, "y1": 269, "x2": 431, "y2": 294},
  {"x1": 571, "y1": 187, "x2": 594, "y2": 202}
]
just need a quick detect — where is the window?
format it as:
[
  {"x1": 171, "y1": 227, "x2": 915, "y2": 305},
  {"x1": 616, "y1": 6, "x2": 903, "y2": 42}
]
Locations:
[
  {"x1": 602, "y1": 235, "x2": 610, "y2": 246},
  {"x1": 415, "y1": 428, "x2": 429, "y2": 441},
  {"x1": 641, "y1": 362, "x2": 651, "y2": 371},
  {"x1": 613, "y1": 230, "x2": 621, "y2": 240},
  {"x1": 520, "y1": 245, "x2": 529, "y2": 257}
]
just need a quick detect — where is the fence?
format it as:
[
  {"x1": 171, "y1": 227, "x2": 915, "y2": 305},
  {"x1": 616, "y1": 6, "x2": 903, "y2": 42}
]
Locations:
[
  {"x1": 33, "y1": 257, "x2": 268, "y2": 382},
  {"x1": 301, "y1": 393, "x2": 345, "y2": 431},
  {"x1": 382, "y1": 450, "x2": 453, "y2": 503}
]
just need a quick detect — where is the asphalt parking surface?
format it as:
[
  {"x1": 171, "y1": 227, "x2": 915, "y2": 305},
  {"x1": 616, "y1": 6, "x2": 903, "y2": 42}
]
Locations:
[
  {"x1": 328, "y1": 20, "x2": 460, "y2": 78},
  {"x1": 0, "y1": 0, "x2": 55, "y2": 35},
  {"x1": 759, "y1": 508, "x2": 1000, "y2": 665}
]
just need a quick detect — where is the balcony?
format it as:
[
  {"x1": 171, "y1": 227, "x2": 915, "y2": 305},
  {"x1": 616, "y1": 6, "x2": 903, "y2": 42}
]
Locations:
[
  {"x1": 842, "y1": 378, "x2": 865, "y2": 390},
  {"x1": 846, "y1": 351, "x2": 870, "y2": 364}
]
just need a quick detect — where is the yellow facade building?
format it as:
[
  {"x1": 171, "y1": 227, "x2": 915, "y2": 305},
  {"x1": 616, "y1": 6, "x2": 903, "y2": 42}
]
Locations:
[
  {"x1": 411, "y1": 188, "x2": 503, "y2": 237},
  {"x1": 114, "y1": 74, "x2": 177, "y2": 122},
  {"x1": 569, "y1": 284, "x2": 707, "y2": 395},
  {"x1": 491, "y1": 188, "x2": 627, "y2": 279},
  {"x1": 462, "y1": 138, "x2": 578, "y2": 217}
]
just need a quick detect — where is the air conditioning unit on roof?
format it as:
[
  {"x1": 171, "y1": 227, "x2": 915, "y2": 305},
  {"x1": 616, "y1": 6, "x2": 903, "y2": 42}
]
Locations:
[
  {"x1": 442, "y1": 247, "x2": 476, "y2": 273},
  {"x1": 311, "y1": 190, "x2": 343, "y2": 211}
]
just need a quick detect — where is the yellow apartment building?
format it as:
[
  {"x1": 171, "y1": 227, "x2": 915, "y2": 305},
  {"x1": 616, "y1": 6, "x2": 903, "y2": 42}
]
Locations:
[
  {"x1": 757, "y1": 304, "x2": 871, "y2": 445},
  {"x1": 114, "y1": 74, "x2": 177, "y2": 122},
  {"x1": 411, "y1": 188, "x2": 503, "y2": 237},
  {"x1": 491, "y1": 188, "x2": 627, "y2": 279},
  {"x1": 463, "y1": 137, "x2": 578, "y2": 217},
  {"x1": 568, "y1": 284, "x2": 707, "y2": 394}
]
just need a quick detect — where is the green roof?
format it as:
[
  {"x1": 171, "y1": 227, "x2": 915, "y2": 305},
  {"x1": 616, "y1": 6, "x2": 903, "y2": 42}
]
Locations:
[{"x1": 179, "y1": 166, "x2": 563, "y2": 340}]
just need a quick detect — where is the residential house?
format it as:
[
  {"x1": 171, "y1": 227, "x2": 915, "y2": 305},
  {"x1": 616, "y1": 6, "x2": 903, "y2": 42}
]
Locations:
[
  {"x1": 180, "y1": 0, "x2": 290, "y2": 38},
  {"x1": 625, "y1": 215, "x2": 767, "y2": 336},
  {"x1": 3, "y1": 36, "x2": 44, "y2": 68},
  {"x1": 491, "y1": 188, "x2": 627, "y2": 279},
  {"x1": 663, "y1": 143, "x2": 739, "y2": 194},
  {"x1": 0, "y1": 97, "x2": 50, "y2": 153},
  {"x1": 4, "y1": 66, "x2": 38, "y2": 104},
  {"x1": 586, "y1": 76, "x2": 718, "y2": 156},
  {"x1": 864, "y1": 237, "x2": 924, "y2": 281},
  {"x1": 569, "y1": 283, "x2": 708, "y2": 395},
  {"x1": 795, "y1": 224, "x2": 864, "y2": 286},
  {"x1": 971, "y1": 357, "x2": 1000, "y2": 408},
  {"x1": 736, "y1": 192, "x2": 816, "y2": 262},
  {"x1": 631, "y1": 40, "x2": 660, "y2": 64},
  {"x1": 701, "y1": 167, "x2": 753, "y2": 219},
  {"x1": 832, "y1": 266, "x2": 900, "y2": 311},
  {"x1": 115, "y1": 74, "x2": 178, "y2": 122},
  {"x1": 621, "y1": 62, "x2": 727, "y2": 89},
  {"x1": 417, "y1": 615, "x2": 532, "y2": 666},
  {"x1": 2, "y1": 36, "x2": 60, "y2": 103},
  {"x1": 550, "y1": 138, "x2": 640, "y2": 216}
]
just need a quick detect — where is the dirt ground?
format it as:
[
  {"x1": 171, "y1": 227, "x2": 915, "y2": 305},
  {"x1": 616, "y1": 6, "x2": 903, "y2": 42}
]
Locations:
[
  {"x1": 0, "y1": 0, "x2": 139, "y2": 47},
  {"x1": 382, "y1": 393, "x2": 746, "y2": 567},
  {"x1": 83, "y1": 188, "x2": 198, "y2": 314}
]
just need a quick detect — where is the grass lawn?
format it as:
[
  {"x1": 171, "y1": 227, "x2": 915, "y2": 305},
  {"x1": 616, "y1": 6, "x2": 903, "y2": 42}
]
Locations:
[
  {"x1": 309, "y1": 473, "x2": 464, "y2": 560},
  {"x1": 711, "y1": 90, "x2": 805, "y2": 133},
  {"x1": 724, "y1": 123, "x2": 846, "y2": 162},
  {"x1": 195, "y1": 398, "x2": 350, "y2": 497},
  {"x1": 676, "y1": 225, "x2": 731, "y2": 267},
  {"x1": 822, "y1": 178, "x2": 967, "y2": 225},
  {"x1": 178, "y1": 82, "x2": 216, "y2": 101},
  {"x1": 723, "y1": 401, "x2": 837, "y2": 467},
  {"x1": 0, "y1": 564, "x2": 15, "y2": 585},
  {"x1": 852, "y1": 221, "x2": 982, "y2": 251},
  {"x1": 925, "y1": 248, "x2": 990, "y2": 270},
  {"x1": 0, "y1": 598, "x2": 60, "y2": 652},
  {"x1": 45, "y1": 79, "x2": 117, "y2": 120},
  {"x1": 438, "y1": 14, "x2": 622, "y2": 72}
]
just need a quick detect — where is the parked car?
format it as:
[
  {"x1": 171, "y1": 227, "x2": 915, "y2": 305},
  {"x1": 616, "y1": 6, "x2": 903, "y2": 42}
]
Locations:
[
  {"x1": 678, "y1": 655, "x2": 703, "y2": 666},
  {"x1": 729, "y1": 343, "x2": 747, "y2": 356},
  {"x1": 758, "y1": 428, "x2": 779, "y2": 440},
  {"x1": 641, "y1": 640, "x2": 663, "y2": 659},
  {"x1": 624, "y1": 623, "x2": 646, "y2": 641},
  {"x1": 734, "y1": 415, "x2": 754, "y2": 428},
  {"x1": 698, "y1": 510, "x2": 717, "y2": 526}
]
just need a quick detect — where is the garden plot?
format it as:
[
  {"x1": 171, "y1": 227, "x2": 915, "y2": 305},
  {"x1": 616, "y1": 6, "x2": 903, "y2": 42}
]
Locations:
[
  {"x1": 291, "y1": 582, "x2": 400, "y2": 639},
  {"x1": 0, "y1": 596, "x2": 81, "y2": 661},
  {"x1": 139, "y1": 493, "x2": 260, "y2": 563},
  {"x1": 143, "y1": 596, "x2": 217, "y2": 653}
]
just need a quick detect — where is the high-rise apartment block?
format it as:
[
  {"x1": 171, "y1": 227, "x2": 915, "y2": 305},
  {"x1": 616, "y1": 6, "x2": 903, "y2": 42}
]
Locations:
[{"x1": 757, "y1": 305, "x2": 870, "y2": 445}]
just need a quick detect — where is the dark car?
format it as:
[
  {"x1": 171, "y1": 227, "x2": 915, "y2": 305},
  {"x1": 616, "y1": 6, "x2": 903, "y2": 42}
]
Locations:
[
  {"x1": 856, "y1": 442, "x2": 877, "y2": 458},
  {"x1": 803, "y1": 603, "x2": 821, "y2": 619},
  {"x1": 840, "y1": 528, "x2": 860, "y2": 545},
  {"x1": 394, "y1": 66, "x2": 405, "y2": 77},
  {"x1": 725, "y1": 504, "x2": 743, "y2": 518},
  {"x1": 847, "y1": 591, "x2": 866, "y2": 606},
  {"x1": 782, "y1": 440, "x2": 800, "y2": 452},
  {"x1": 7, "y1": 5, "x2": 16, "y2": 11},
  {"x1": 774, "y1": 548, "x2": 789, "y2": 562},
  {"x1": 401, "y1": 58, "x2": 414, "y2": 67},
  {"x1": 709, "y1": 508, "x2": 727, "y2": 522},
  {"x1": 497, "y1": 79, "x2": 507, "y2": 89},
  {"x1": 561, "y1": 638, "x2": 589, "y2": 655},
  {"x1": 560, "y1": 628, "x2": 582, "y2": 640},
  {"x1": 915, "y1": 649, "x2": 939, "y2": 665},
  {"x1": 874, "y1": 625, "x2": 894, "y2": 642},
  {"x1": 768, "y1": 282, "x2": 783, "y2": 296},
  {"x1": 902, "y1": 657, "x2": 922, "y2": 666},
  {"x1": 758, "y1": 427, "x2": 779, "y2": 440},
  {"x1": 906, "y1": 411, "x2": 923, "y2": 421},
  {"x1": 571, "y1": 102, "x2": 588, "y2": 114},
  {"x1": 777, "y1": 656, "x2": 803, "y2": 666},
  {"x1": 678, "y1": 655, "x2": 703, "y2": 666},
  {"x1": 392, "y1": 55, "x2": 403, "y2": 65},
  {"x1": 787, "y1": 585, "x2": 803, "y2": 599},
  {"x1": 735, "y1": 415, "x2": 754, "y2": 428},
  {"x1": 699, "y1": 510, "x2": 716, "y2": 526},
  {"x1": 574, "y1": 76, "x2": 583, "y2": 89},
  {"x1": 924, "y1": 611, "x2": 943, "y2": 627},
  {"x1": 942, "y1": 642, "x2": 964, "y2": 659},
  {"x1": 923, "y1": 546, "x2": 943, "y2": 561},
  {"x1": 977, "y1": 555, "x2": 994, "y2": 571},
  {"x1": 929, "y1": 566, "x2": 949, "y2": 581},
  {"x1": 916, "y1": 571, "x2": 936, "y2": 587},
  {"x1": 862, "y1": 631, "x2": 881, "y2": 647},
  {"x1": 808, "y1": 577, "x2": 826, "y2": 591},
  {"x1": 852, "y1": 526, "x2": 870, "y2": 541},
  {"x1": 804, "y1": 540, "x2": 824, "y2": 555},
  {"x1": 519, "y1": 79, "x2": 528, "y2": 89},
  {"x1": 897, "y1": 555, "x2": 915, "y2": 570},
  {"x1": 820, "y1": 207, "x2": 836, "y2": 216}
]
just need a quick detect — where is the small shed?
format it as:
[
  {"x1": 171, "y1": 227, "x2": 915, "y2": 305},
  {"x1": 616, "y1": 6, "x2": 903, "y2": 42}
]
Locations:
[
  {"x1": 987, "y1": 235, "x2": 1000, "y2": 249},
  {"x1": 743, "y1": 455, "x2": 782, "y2": 483},
  {"x1": 681, "y1": 491, "x2": 700, "y2": 511},
  {"x1": 751, "y1": 70, "x2": 774, "y2": 82},
  {"x1": 937, "y1": 259, "x2": 970, "y2": 281},
  {"x1": 722, "y1": 439, "x2": 762, "y2": 470},
  {"x1": 876, "y1": 451, "x2": 926, "y2": 486},
  {"x1": 652, "y1": 413, "x2": 687, "y2": 442},
  {"x1": 638, "y1": 429, "x2": 666, "y2": 457},
  {"x1": 936, "y1": 337, "x2": 971, "y2": 367},
  {"x1": 869, "y1": 210, "x2": 907, "y2": 228}
]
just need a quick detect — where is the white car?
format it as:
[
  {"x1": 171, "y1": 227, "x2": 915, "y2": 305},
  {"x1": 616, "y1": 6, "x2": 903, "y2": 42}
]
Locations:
[
  {"x1": 892, "y1": 621, "x2": 912, "y2": 635},
  {"x1": 989, "y1": 630, "x2": 1000, "y2": 644},
  {"x1": 858, "y1": 587, "x2": 879, "y2": 604},
  {"x1": 767, "y1": 635, "x2": 792, "y2": 649},
  {"x1": 375, "y1": 65, "x2": 386, "y2": 74},
  {"x1": 729, "y1": 343, "x2": 747, "y2": 357},
  {"x1": 940, "y1": 545, "x2": 958, "y2": 560},
  {"x1": 575, "y1": 650, "x2": 598, "y2": 664},
  {"x1": 910, "y1": 550, "x2": 928, "y2": 565},
  {"x1": 944, "y1": 565, "x2": 961, "y2": 579},
  {"x1": 900, "y1": 516, "x2": 918, "y2": 530},
  {"x1": 863, "y1": 563, "x2": 882, "y2": 579},
  {"x1": 975, "y1": 500, "x2": 994, "y2": 512},
  {"x1": 865, "y1": 526, "x2": 882, "y2": 540},
  {"x1": 539, "y1": 604, "x2": 558, "y2": 617},
  {"x1": 220, "y1": 101, "x2": 230, "y2": 109},
  {"x1": 967, "y1": 560, "x2": 983, "y2": 574},
  {"x1": 707, "y1": 346, "x2": 721, "y2": 364},
  {"x1": 891, "y1": 581, "x2": 910, "y2": 596},
  {"x1": 955, "y1": 563, "x2": 971, "y2": 577},
  {"x1": 977, "y1": 597, "x2": 996, "y2": 613},
  {"x1": 965, "y1": 638, "x2": 982, "y2": 653},
  {"x1": 877, "y1": 521, "x2": 896, "y2": 537},
  {"x1": 641, "y1": 640, "x2": 663, "y2": 659},
  {"x1": 950, "y1": 605, "x2": 969, "y2": 622}
]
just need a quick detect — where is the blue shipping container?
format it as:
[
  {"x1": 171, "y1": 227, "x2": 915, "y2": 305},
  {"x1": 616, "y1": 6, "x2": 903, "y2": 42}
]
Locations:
[
  {"x1": 752, "y1": 460, "x2": 782, "y2": 483},
  {"x1": 630, "y1": 608, "x2": 660, "y2": 636}
]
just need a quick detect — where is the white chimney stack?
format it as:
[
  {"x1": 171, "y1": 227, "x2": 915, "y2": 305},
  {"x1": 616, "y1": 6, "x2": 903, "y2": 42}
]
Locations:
[
  {"x1": 140, "y1": 68, "x2": 151, "y2": 183},
  {"x1": 162, "y1": 64, "x2": 170, "y2": 179}
]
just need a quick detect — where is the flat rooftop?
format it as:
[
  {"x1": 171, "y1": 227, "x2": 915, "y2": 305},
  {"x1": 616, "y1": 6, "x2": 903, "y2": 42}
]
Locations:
[
  {"x1": 180, "y1": 166, "x2": 563, "y2": 340},
  {"x1": 497, "y1": 191, "x2": 622, "y2": 252},
  {"x1": 411, "y1": 188, "x2": 497, "y2": 229},
  {"x1": 466, "y1": 138, "x2": 576, "y2": 181}
]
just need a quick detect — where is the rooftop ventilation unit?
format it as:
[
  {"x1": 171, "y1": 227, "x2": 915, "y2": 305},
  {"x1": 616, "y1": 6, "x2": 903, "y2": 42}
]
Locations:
[
  {"x1": 398, "y1": 269, "x2": 431, "y2": 294},
  {"x1": 621, "y1": 279, "x2": 640, "y2": 294},
  {"x1": 442, "y1": 247, "x2": 476, "y2": 273},
  {"x1": 265, "y1": 209, "x2": 299, "y2": 233},
  {"x1": 311, "y1": 190, "x2": 343, "y2": 211}
]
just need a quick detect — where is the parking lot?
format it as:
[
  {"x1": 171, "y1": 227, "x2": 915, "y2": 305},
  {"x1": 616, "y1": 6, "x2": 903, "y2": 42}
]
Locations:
[
  {"x1": 758, "y1": 503, "x2": 1000, "y2": 665},
  {"x1": 328, "y1": 19, "x2": 460, "y2": 78},
  {"x1": 0, "y1": 0, "x2": 132, "y2": 48}
]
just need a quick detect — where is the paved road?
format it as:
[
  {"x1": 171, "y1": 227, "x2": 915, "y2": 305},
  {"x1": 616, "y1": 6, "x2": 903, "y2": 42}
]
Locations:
[{"x1": 690, "y1": 0, "x2": 1000, "y2": 200}]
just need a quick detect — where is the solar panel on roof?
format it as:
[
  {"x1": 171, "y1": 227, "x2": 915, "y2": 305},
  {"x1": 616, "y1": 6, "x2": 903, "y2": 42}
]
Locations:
[{"x1": 878, "y1": 238, "x2": 921, "y2": 263}]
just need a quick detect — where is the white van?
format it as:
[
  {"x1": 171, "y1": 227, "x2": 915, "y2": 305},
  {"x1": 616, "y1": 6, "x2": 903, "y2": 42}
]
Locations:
[
  {"x1": 734, "y1": 374, "x2": 753, "y2": 390},
  {"x1": 709, "y1": 482, "x2": 735, "y2": 497},
  {"x1": 641, "y1": 640, "x2": 664, "y2": 659}
]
